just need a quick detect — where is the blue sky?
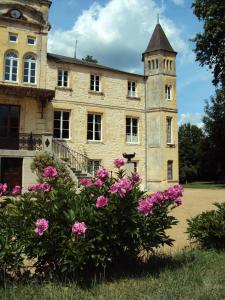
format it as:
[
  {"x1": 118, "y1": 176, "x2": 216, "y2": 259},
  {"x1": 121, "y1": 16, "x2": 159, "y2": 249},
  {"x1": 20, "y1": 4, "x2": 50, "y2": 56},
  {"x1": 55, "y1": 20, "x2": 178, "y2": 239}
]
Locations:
[{"x1": 48, "y1": 0, "x2": 215, "y2": 126}]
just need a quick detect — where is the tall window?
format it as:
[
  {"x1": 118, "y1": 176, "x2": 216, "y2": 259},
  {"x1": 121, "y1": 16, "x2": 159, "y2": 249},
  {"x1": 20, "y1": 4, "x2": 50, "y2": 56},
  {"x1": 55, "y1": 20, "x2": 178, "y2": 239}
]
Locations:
[
  {"x1": 4, "y1": 51, "x2": 18, "y2": 82},
  {"x1": 87, "y1": 114, "x2": 102, "y2": 141},
  {"x1": 166, "y1": 117, "x2": 172, "y2": 144},
  {"x1": 167, "y1": 160, "x2": 173, "y2": 180},
  {"x1": 88, "y1": 160, "x2": 101, "y2": 175},
  {"x1": 165, "y1": 85, "x2": 172, "y2": 100},
  {"x1": 128, "y1": 81, "x2": 136, "y2": 97},
  {"x1": 90, "y1": 74, "x2": 100, "y2": 92},
  {"x1": 23, "y1": 54, "x2": 36, "y2": 84},
  {"x1": 58, "y1": 70, "x2": 68, "y2": 87},
  {"x1": 53, "y1": 111, "x2": 70, "y2": 139},
  {"x1": 126, "y1": 117, "x2": 138, "y2": 143}
]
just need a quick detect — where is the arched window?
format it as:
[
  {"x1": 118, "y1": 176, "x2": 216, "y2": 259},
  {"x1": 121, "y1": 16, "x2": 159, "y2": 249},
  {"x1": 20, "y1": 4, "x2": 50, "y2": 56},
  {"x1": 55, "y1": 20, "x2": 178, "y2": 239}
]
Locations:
[
  {"x1": 170, "y1": 61, "x2": 173, "y2": 70},
  {"x1": 23, "y1": 54, "x2": 36, "y2": 84},
  {"x1": 148, "y1": 60, "x2": 151, "y2": 70},
  {"x1": 163, "y1": 59, "x2": 166, "y2": 69},
  {"x1": 166, "y1": 60, "x2": 169, "y2": 70},
  {"x1": 156, "y1": 59, "x2": 159, "y2": 69},
  {"x1": 4, "y1": 51, "x2": 18, "y2": 82}
]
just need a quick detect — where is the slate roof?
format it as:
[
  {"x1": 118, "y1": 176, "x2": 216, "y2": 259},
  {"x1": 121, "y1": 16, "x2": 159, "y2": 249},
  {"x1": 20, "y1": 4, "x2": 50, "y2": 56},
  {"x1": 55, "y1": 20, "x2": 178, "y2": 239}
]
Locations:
[
  {"x1": 143, "y1": 23, "x2": 176, "y2": 56},
  {"x1": 47, "y1": 53, "x2": 144, "y2": 78}
]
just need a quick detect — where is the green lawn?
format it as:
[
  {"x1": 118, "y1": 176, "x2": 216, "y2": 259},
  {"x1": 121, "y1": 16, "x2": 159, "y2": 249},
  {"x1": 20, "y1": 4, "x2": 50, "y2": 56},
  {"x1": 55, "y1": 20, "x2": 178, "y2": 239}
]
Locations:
[
  {"x1": 184, "y1": 181, "x2": 225, "y2": 189},
  {"x1": 1, "y1": 249, "x2": 225, "y2": 300}
]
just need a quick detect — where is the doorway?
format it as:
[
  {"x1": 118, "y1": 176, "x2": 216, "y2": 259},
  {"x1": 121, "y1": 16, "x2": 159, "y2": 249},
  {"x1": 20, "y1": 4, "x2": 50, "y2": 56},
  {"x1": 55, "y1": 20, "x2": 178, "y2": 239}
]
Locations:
[
  {"x1": 0, "y1": 158, "x2": 23, "y2": 191},
  {"x1": 0, "y1": 105, "x2": 20, "y2": 150}
]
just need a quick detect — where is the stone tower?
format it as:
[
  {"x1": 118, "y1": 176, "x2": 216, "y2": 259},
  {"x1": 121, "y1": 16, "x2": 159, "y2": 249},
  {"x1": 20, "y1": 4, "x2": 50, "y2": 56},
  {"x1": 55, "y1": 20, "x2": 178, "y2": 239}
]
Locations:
[
  {"x1": 143, "y1": 23, "x2": 179, "y2": 191},
  {"x1": 0, "y1": 0, "x2": 52, "y2": 88}
]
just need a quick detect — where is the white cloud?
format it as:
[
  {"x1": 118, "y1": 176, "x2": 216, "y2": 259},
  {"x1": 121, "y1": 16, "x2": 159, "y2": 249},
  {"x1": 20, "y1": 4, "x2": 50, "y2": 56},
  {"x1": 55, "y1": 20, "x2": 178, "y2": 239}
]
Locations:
[
  {"x1": 179, "y1": 113, "x2": 203, "y2": 128},
  {"x1": 171, "y1": 0, "x2": 184, "y2": 6},
  {"x1": 48, "y1": 0, "x2": 192, "y2": 73}
]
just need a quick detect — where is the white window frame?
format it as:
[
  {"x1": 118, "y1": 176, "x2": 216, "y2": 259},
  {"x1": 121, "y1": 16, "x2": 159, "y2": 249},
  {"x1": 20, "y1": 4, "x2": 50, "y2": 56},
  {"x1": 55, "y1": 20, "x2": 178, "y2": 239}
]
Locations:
[
  {"x1": 166, "y1": 117, "x2": 173, "y2": 144},
  {"x1": 27, "y1": 36, "x2": 36, "y2": 45},
  {"x1": 88, "y1": 160, "x2": 101, "y2": 176},
  {"x1": 4, "y1": 51, "x2": 19, "y2": 82},
  {"x1": 58, "y1": 69, "x2": 69, "y2": 87},
  {"x1": 165, "y1": 85, "x2": 172, "y2": 100},
  {"x1": 126, "y1": 117, "x2": 139, "y2": 144},
  {"x1": 9, "y1": 33, "x2": 18, "y2": 43},
  {"x1": 128, "y1": 81, "x2": 137, "y2": 97},
  {"x1": 87, "y1": 113, "x2": 102, "y2": 142},
  {"x1": 53, "y1": 110, "x2": 70, "y2": 140},
  {"x1": 23, "y1": 54, "x2": 37, "y2": 84},
  {"x1": 167, "y1": 160, "x2": 173, "y2": 180},
  {"x1": 90, "y1": 74, "x2": 100, "y2": 92}
]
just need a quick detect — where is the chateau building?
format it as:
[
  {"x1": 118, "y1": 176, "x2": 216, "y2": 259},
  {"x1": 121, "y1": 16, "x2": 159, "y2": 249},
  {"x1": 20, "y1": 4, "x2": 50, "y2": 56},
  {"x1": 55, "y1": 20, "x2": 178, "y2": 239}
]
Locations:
[{"x1": 0, "y1": 0, "x2": 178, "y2": 191}]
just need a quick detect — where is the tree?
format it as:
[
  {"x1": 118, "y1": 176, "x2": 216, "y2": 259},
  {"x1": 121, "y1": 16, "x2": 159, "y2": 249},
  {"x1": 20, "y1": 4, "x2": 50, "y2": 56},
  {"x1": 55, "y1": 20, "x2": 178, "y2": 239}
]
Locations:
[
  {"x1": 202, "y1": 87, "x2": 225, "y2": 179},
  {"x1": 192, "y1": 0, "x2": 225, "y2": 87},
  {"x1": 82, "y1": 55, "x2": 98, "y2": 63},
  {"x1": 179, "y1": 123, "x2": 204, "y2": 183}
]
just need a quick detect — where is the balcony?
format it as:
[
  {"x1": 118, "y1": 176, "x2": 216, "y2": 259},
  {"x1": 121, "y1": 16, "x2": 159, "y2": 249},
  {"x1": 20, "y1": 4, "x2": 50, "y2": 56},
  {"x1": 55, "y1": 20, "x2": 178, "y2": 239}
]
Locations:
[{"x1": 0, "y1": 133, "x2": 51, "y2": 151}]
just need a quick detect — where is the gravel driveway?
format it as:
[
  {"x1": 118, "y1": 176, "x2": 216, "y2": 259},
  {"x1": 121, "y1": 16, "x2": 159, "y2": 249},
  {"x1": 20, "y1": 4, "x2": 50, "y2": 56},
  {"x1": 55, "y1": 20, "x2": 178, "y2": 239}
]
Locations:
[{"x1": 165, "y1": 188, "x2": 225, "y2": 252}]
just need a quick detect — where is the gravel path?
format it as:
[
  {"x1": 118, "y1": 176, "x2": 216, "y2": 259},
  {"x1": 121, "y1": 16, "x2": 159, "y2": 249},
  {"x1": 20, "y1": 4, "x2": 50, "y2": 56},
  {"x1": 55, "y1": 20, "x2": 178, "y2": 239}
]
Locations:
[{"x1": 164, "y1": 188, "x2": 225, "y2": 252}]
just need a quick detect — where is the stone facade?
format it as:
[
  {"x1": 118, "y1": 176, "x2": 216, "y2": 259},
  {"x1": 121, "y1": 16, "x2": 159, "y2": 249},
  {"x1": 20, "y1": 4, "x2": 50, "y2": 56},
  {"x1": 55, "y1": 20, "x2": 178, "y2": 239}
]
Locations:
[{"x1": 0, "y1": 0, "x2": 179, "y2": 191}]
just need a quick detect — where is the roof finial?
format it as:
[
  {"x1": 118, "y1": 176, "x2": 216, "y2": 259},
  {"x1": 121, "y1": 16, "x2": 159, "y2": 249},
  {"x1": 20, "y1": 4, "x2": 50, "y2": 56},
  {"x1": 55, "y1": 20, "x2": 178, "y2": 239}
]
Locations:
[{"x1": 157, "y1": 13, "x2": 160, "y2": 24}]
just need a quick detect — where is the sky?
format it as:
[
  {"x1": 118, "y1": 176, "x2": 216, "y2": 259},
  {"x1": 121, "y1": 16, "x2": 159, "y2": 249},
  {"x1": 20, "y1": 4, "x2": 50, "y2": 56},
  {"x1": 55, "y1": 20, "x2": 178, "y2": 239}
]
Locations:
[{"x1": 47, "y1": 0, "x2": 215, "y2": 127}]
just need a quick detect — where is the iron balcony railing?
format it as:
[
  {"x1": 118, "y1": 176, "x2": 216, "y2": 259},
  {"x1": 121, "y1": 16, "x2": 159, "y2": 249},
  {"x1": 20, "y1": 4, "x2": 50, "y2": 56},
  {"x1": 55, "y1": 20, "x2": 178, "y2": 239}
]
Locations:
[
  {"x1": 52, "y1": 140, "x2": 89, "y2": 173},
  {"x1": 0, "y1": 133, "x2": 43, "y2": 151}
]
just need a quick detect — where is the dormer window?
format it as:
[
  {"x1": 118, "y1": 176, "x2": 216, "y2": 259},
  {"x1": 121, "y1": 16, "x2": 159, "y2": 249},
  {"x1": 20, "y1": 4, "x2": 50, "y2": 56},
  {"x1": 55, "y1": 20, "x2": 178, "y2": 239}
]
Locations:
[
  {"x1": 9, "y1": 33, "x2": 18, "y2": 43},
  {"x1": 27, "y1": 36, "x2": 36, "y2": 45}
]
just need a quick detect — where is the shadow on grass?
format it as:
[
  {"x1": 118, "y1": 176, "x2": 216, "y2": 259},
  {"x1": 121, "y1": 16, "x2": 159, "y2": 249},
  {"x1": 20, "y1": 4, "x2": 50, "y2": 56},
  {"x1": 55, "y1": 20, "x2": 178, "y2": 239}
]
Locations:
[{"x1": 0, "y1": 250, "x2": 197, "y2": 290}]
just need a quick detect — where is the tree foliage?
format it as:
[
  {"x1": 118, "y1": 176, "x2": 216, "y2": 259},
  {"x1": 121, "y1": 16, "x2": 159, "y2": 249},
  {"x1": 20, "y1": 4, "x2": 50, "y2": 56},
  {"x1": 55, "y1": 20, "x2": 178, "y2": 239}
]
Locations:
[
  {"x1": 179, "y1": 123, "x2": 204, "y2": 183},
  {"x1": 192, "y1": 0, "x2": 225, "y2": 87},
  {"x1": 202, "y1": 87, "x2": 225, "y2": 179},
  {"x1": 82, "y1": 55, "x2": 98, "y2": 63}
]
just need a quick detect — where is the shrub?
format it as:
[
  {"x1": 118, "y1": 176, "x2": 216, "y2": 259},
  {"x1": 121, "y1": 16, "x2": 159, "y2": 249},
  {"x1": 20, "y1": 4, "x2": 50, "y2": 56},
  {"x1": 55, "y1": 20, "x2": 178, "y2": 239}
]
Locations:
[
  {"x1": 187, "y1": 202, "x2": 225, "y2": 249},
  {"x1": 0, "y1": 154, "x2": 183, "y2": 279}
]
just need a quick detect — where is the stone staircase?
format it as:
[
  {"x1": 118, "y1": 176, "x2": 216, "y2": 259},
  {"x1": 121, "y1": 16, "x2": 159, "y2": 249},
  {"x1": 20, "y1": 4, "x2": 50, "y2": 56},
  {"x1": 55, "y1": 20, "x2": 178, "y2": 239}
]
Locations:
[{"x1": 52, "y1": 140, "x2": 92, "y2": 182}]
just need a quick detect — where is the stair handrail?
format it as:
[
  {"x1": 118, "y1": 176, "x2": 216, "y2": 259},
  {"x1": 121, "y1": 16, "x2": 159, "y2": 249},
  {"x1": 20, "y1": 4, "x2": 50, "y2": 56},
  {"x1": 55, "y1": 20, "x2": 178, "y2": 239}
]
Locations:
[{"x1": 52, "y1": 140, "x2": 89, "y2": 173}]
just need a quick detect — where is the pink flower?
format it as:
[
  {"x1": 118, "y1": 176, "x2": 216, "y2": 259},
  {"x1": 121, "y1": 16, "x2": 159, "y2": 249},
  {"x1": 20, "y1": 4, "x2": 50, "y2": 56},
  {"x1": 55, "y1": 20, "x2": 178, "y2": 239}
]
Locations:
[
  {"x1": 40, "y1": 183, "x2": 52, "y2": 192},
  {"x1": 12, "y1": 185, "x2": 22, "y2": 196},
  {"x1": 137, "y1": 198, "x2": 154, "y2": 216},
  {"x1": 43, "y1": 166, "x2": 58, "y2": 179},
  {"x1": 96, "y1": 167, "x2": 109, "y2": 181},
  {"x1": 35, "y1": 218, "x2": 49, "y2": 236},
  {"x1": 96, "y1": 196, "x2": 109, "y2": 208},
  {"x1": 0, "y1": 183, "x2": 7, "y2": 196},
  {"x1": 114, "y1": 158, "x2": 125, "y2": 168},
  {"x1": 131, "y1": 172, "x2": 142, "y2": 183},
  {"x1": 79, "y1": 178, "x2": 93, "y2": 187},
  {"x1": 72, "y1": 222, "x2": 87, "y2": 237},
  {"x1": 164, "y1": 184, "x2": 183, "y2": 206},
  {"x1": 109, "y1": 178, "x2": 132, "y2": 198},
  {"x1": 28, "y1": 183, "x2": 51, "y2": 192},
  {"x1": 94, "y1": 179, "x2": 104, "y2": 187},
  {"x1": 150, "y1": 191, "x2": 165, "y2": 205}
]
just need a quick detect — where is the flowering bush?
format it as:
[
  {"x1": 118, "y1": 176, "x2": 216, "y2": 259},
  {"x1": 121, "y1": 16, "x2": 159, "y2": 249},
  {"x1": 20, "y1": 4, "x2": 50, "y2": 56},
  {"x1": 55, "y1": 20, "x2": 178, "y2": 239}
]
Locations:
[{"x1": 0, "y1": 153, "x2": 183, "y2": 278}]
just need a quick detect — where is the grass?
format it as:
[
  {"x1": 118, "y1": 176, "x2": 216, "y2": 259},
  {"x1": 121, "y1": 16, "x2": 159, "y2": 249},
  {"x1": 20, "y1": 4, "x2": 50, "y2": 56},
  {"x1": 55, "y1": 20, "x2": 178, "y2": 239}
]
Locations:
[
  {"x1": 1, "y1": 249, "x2": 225, "y2": 300},
  {"x1": 183, "y1": 181, "x2": 225, "y2": 189}
]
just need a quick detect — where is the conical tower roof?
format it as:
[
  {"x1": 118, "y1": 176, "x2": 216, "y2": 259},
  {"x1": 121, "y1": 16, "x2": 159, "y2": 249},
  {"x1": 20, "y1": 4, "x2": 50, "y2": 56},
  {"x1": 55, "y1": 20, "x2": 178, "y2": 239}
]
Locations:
[{"x1": 143, "y1": 23, "x2": 176, "y2": 58}]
